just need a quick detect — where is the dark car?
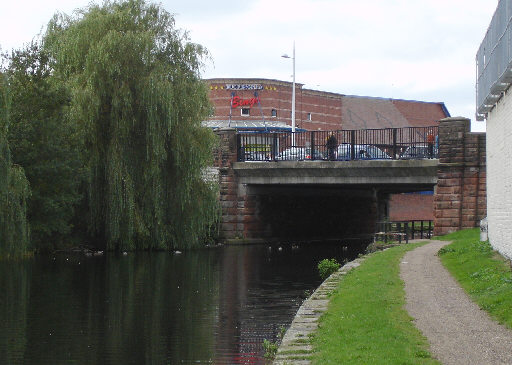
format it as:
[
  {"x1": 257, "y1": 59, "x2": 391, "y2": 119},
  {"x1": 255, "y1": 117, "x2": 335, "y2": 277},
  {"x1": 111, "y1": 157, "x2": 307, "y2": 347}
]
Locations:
[{"x1": 399, "y1": 145, "x2": 438, "y2": 159}]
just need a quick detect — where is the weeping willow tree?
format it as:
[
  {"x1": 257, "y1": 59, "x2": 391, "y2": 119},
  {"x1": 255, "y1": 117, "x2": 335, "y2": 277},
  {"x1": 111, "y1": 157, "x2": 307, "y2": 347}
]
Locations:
[
  {"x1": 0, "y1": 74, "x2": 30, "y2": 257},
  {"x1": 44, "y1": 0, "x2": 219, "y2": 251}
]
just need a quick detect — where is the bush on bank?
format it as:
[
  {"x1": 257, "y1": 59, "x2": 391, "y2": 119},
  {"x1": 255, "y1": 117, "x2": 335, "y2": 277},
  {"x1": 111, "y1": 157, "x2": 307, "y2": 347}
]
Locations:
[{"x1": 318, "y1": 258, "x2": 341, "y2": 280}]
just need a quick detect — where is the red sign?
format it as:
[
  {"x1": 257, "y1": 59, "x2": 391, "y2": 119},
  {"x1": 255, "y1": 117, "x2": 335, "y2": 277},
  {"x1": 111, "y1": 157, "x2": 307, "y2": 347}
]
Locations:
[{"x1": 231, "y1": 96, "x2": 260, "y2": 108}]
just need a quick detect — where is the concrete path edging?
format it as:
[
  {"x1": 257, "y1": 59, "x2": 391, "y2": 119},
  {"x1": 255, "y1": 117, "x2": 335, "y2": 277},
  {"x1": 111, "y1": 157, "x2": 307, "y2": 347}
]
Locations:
[{"x1": 273, "y1": 257, "x2": 365, "y2": 365}]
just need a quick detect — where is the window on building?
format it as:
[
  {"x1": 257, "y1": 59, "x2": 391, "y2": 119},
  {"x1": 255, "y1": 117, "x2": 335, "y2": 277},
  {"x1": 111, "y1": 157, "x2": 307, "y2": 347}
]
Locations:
[
  {"x1": 307, "y1": 112, "x2": 312, "y2": 121},
  {"x1": 241, "y1": 108, "x2": 250, "y2": 116},
  {"x1": 271, "y1": 109, "x2": 277, "y2": 117}
]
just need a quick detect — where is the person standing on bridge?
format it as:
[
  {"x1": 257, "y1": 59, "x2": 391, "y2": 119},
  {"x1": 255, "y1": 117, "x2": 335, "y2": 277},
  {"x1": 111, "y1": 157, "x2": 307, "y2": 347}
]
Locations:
[
  {"x1": 427, "y1": 130, "x2": 435, "y2": 158},
  {"x1": 326, "y1": 132, "x2": 338, "y2": 161}
]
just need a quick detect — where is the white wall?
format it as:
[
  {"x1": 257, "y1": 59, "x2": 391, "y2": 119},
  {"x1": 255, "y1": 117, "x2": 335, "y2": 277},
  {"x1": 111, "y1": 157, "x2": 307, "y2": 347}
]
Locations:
[{"x1": 486, "y1": 89, "x2": 512, "y2": 259}]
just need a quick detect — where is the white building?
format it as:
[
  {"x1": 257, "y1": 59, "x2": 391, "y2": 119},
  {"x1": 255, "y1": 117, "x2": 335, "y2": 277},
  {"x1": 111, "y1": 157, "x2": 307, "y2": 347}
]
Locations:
[{"x1": 476, "y1": 0, "x2": 512, "y2": 259}]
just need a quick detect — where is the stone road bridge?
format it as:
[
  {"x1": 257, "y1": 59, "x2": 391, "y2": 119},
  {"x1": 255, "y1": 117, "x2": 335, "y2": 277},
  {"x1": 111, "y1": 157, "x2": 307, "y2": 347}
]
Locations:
[{"x1": 212, "y1": 117, "x2": 486, "y2": 243}]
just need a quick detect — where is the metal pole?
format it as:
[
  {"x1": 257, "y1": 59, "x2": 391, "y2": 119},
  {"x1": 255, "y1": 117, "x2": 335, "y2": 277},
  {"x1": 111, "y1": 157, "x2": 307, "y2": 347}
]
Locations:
[
  {"x1": 292, "y1": 41, "x2": 296, "y2": 137},
  {"x1": 282, "y1": 42, "x2": 296, "y2": 146}
]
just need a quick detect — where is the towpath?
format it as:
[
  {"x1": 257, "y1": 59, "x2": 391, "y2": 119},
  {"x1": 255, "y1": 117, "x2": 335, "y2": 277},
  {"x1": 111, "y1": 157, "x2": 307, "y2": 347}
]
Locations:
[{"x1": 400, "y1": 240, "x2": 512, "y2": 365}]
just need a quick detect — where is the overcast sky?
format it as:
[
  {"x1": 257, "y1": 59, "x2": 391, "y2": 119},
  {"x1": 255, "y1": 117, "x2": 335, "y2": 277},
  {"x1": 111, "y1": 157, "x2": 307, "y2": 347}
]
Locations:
[{"x1": 0, "y1": 0, "x2": 498, "y2": 131}]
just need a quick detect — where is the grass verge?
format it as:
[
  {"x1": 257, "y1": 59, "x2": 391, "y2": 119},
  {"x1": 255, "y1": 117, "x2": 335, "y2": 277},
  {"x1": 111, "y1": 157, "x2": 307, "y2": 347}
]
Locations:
[
  {"x1": 311, "y1": 242, "x2": 439, "y2": 364},
  {"x1": 438, "y1": 228, "x2": 512, "y2": 328}
]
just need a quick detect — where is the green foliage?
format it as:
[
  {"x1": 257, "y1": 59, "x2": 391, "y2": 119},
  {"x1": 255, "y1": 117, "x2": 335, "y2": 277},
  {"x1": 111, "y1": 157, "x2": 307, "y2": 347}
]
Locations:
[
  {"x1": 4, "y1": 42, "x2": 85, "y2": 251},
  {"x1": 263, "y1": 339, "x2": 278, "y2": 359},
  {"x1": 0, "y1": 73, "x2": 31, "y2": 257},
  {"x1": 318, "y1": 258, "x2": 341, "y2": 280},
  {"x1": 311, "y1": 243, "x2": 439, "y2": 364},
  {"x1": 438, "y1": 228, "x2": 512, "y2": 328},
  {"x1": 43, "y1": 0, "x2": 219, "y2": 250}
]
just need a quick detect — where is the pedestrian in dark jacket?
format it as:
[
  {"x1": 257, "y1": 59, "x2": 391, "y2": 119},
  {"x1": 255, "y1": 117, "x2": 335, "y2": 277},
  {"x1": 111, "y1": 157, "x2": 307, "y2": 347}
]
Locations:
[{"x1": 326, "y1": 132, "x2": 338, "y2": 161}]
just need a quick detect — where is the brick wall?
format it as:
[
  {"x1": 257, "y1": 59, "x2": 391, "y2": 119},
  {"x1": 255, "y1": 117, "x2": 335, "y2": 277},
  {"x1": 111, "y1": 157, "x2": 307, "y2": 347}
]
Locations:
[
  {"x1": 299, "y1": 89, "x2": 343, "y2": 130},
  {"x1": 389, "y1": 194, "x2": 434, "y2": 221},
  {"x1": 433, "y1": 117, "x2": 486, "y2": 236},
  {"x1": 207, "y1": 79, "x2": 344, "y2": 131},
  {"x1": 486, "y1": 91, "x2": 512, "y2": 259}
]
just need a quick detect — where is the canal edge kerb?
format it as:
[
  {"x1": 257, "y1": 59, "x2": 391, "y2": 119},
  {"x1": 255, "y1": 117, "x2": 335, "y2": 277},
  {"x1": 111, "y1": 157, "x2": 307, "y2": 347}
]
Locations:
[{"x1": 272, "y1": 256, "x2": 367, "y2": 364}]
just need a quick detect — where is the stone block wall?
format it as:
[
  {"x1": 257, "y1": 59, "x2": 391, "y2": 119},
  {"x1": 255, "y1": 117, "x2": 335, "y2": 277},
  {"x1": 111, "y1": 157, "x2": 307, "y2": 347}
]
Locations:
[
  {"x1": 434, "y1": 117, "x2": 486, "y2": 236},
  {"x1": 213, "y1": 128, "x2": 245, "y2": 240}
]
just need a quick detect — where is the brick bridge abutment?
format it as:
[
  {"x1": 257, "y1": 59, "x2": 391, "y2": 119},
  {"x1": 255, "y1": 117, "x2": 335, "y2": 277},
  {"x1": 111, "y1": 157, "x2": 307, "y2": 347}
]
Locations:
[{"x1": 434, "y1": 117, "x2": 486, "y2": 236}]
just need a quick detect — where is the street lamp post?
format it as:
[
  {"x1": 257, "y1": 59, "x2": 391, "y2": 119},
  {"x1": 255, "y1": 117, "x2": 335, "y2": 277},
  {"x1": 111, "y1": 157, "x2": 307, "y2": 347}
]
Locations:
[{"x1": 282, "y1": 42, "x2": 296, "y2": 145}]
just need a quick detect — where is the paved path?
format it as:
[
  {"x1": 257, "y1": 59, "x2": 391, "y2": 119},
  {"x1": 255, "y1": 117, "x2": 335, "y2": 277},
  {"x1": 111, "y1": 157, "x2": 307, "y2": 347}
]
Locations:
[{"x1": 400, "y1": 240, "x2": 512, "y2": 365}]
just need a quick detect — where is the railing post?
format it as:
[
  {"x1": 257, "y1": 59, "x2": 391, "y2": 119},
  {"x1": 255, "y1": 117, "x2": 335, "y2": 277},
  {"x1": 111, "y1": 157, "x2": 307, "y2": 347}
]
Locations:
[
  {"x1": 350, "y1": 130, "x2": 356, "y2": 160},
  {"x1": 272, "y1": 133, "x2": 277, "y2": 161},
  {"x1": 311, "y1": 131, "x2": 316, "y2": 160},
  {"x1": 392, "y1": 128, "x2": 398, "y2": 159}
]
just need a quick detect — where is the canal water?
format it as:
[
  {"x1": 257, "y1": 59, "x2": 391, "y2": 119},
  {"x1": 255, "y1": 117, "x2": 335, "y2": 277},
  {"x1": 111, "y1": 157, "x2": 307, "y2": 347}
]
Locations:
[{"x1": 0, "y1": 241, "x2": 367, "y2": 364}]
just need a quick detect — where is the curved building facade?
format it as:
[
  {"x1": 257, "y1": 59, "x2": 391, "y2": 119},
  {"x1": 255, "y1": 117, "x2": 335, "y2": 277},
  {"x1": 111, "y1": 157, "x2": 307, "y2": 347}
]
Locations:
[{"x1": 205, "y1": 78, "x2": 450, "y2": 131}]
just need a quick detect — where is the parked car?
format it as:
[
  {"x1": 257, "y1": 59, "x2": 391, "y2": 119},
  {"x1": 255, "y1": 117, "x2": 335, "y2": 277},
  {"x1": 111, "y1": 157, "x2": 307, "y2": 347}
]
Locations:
[
  {"x1": 336, "y1": 144, "x2": 391, "y2": 161},
  {"x1": 399, "y1": 145, "x2": 438, "y2": 159},
  {"x1": 275, "y1": 147, "x2": 323, "y2": 161}
]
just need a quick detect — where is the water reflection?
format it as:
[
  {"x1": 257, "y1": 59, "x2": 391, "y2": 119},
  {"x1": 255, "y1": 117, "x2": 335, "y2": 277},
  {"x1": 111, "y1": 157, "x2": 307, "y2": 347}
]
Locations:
[{"x1": 0, "y1": 241, "x2": 366, "y2": 364}]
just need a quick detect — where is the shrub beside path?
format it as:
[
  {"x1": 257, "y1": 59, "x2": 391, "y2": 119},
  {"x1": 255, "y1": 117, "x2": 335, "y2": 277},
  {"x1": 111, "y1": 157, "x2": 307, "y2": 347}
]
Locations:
[{"x1": 400, "y1": 240, "x2": 512, "y2": 365}]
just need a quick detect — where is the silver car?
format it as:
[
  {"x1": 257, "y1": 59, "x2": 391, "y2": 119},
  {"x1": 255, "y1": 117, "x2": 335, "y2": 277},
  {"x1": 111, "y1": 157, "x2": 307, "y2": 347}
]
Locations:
[
  {"x1": 336, "y1": 144, "x2": 391, "y2": 160},
  {"x1": 275, "y1": 147, "x2": 323, "y2": 161}
]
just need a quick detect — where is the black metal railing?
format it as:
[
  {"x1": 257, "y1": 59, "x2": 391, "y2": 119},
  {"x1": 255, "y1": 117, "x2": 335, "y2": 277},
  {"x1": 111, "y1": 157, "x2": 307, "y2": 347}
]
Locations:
[
  {"x1": 236, "y1": 126, "x2": 438, "y2": 162},
  {"x1": 375, "y1": 220, "x2": 433, "y2": 244}
]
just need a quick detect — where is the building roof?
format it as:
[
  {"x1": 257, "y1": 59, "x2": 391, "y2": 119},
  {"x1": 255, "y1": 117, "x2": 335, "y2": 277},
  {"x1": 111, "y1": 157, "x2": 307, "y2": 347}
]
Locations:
[
  {"x1": 340, "y1": 95, "x2": 449, "y2": 129},
  {"x1": 203, "y1": 119, "x2": 306, "y2": 132}
]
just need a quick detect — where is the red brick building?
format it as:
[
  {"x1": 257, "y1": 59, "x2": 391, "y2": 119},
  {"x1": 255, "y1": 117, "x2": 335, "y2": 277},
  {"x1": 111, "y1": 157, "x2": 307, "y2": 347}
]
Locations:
[{"x1": 205, "y1": 78, "x2": 450, "y2": 131}]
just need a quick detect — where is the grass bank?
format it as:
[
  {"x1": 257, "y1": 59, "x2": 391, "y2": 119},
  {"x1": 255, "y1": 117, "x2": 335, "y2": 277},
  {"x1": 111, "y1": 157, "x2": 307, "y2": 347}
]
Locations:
[
  {"x1": 311, "y1": 242, "x2": 439, "y2": 364},
  {"x1": 438, "y1": 228, "x2": 512, "y2": 328}
]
